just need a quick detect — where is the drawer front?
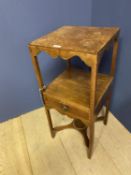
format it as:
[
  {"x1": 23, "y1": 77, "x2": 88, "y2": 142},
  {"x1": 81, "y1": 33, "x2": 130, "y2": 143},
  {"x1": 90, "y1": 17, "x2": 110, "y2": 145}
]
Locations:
[{"x1": 44, "y1": 95, "x2": 89, "y2": 121}]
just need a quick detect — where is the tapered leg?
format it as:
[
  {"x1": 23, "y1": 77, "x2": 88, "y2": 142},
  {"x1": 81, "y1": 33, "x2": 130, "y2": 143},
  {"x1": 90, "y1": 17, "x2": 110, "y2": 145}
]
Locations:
[
  {"x1": 88, "y1": 56, "x2": 97, "y2": 159},
  {"x1": 88, "y1": 122, "x2": 94, "y2": 159},
  {"x1": 104, "y1": 92, "x2": 112, "y2": 125},
  {"x1": 103, "y1": 38, "x2": 119, "y2": 125},
  {"x1": 44, "y1": 108, "x2": 55, "y2": 138},
  {"x1": 29, "y1": 51, "x2": 55, "y2": 137}
]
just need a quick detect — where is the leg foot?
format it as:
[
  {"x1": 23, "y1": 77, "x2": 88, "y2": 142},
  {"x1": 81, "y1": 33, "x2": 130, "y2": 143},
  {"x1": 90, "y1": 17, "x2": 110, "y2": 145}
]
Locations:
[
  {"x1": 45, "y1": 108, "x2": 55, "y2": 138},
  {"x1": 87, "y1": 123, "x2": 94, "y2": 159},
  {"x1": 104, "y1": 98, "x2": 110, "y2": 125}
]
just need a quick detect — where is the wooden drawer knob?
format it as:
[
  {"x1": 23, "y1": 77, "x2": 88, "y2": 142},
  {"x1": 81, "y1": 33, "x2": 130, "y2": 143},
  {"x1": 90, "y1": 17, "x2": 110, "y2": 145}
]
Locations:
[{"x1": 61, "y1": 104, "x2": 69, "y2": 112}]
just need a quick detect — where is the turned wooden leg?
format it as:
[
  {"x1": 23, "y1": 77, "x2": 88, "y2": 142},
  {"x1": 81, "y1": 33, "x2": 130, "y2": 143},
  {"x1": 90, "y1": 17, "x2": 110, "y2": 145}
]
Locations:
[
  {"x1": 88, "y1": 123, "x2": 94, "y2": 159},
  {"x1": 45, "y1": 108, "x2": 55, "y2": 138}
]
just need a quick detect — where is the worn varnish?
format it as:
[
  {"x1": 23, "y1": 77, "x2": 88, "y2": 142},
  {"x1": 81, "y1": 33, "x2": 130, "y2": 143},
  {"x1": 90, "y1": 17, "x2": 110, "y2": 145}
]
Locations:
[
  {"x1": 28, "y1": 26, "x2": 120, "y2": 158},
  {"x1": 44, "y1": 68, "x2": 113, "y2": 121},
  {"x1": 30, "y1": 26, "x2": 119, "y2": 54}
]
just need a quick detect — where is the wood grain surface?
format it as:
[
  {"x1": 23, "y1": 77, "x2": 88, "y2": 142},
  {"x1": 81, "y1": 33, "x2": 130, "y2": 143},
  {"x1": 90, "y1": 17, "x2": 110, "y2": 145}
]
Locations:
[
  {"x1": 30, "y1": 26, "x2": 119, "y2": 54},
  {"x1": 44, "y1": 68, "x2": 113, "y2": 120},
  {"x1": 28, "y1": 26, "x2": 120, "y2": 158}
]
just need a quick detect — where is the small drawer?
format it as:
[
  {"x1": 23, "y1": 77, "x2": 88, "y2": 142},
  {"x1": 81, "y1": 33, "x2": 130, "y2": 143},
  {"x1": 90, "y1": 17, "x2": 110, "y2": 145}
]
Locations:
[
  {"x1": 44, "y1": 95, "x2": 90, "y2": 122},
  {"x1": 45, "y1": 96, "x2": 72, "y2": 116}
]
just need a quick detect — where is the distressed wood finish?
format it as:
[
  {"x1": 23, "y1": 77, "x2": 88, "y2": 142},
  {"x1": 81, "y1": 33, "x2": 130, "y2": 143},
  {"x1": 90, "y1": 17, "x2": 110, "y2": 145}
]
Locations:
[
  {"x1": 29, "y1": 26, "x2": 120, "y2": 67},
  {"x1": 29, "y1": 26, "x2": 119, "y2": 54},
  {"x1": 44, "y1": 68, "x2": 113, "y2": 121},
  {"x1": 28, "y1": 26, "x2": 120, "y2": 158}
]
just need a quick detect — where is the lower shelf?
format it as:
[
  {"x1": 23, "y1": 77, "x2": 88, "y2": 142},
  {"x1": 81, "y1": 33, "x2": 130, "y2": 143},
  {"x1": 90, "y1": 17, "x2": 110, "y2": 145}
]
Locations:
[{"x1": 44, "y1": 68, "x2": 113, "y2": 120}]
